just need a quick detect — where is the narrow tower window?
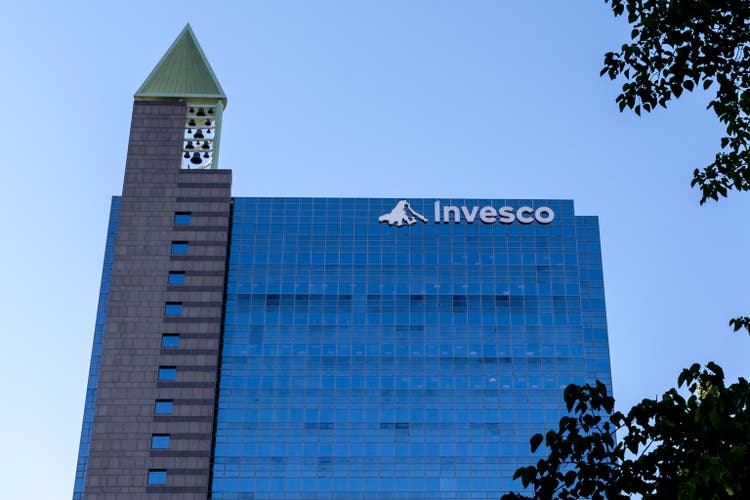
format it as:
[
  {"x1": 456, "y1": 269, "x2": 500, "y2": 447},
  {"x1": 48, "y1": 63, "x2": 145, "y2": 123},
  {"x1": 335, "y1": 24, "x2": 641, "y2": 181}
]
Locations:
[
  {"x1": 147, "y1": 469, "x2": 167, "y2": 485},
  {"x1": 158, "y1": 366, "x2": 177, "y2": 381},
  {"x1": 151, "y1": 434, "x2": 170, "y2": 449},
  {"x1": 161, "y1": 334, "x2": 180, "y2": 349},
  {"x1": 170, "y1": 242, "x2": 189, "y2": 255},
  {"x1": 154, "y1": 400, "x2": 173, "y2": 415},
  {"x1": 164, "y1": 302, "x2": 183, "y2": 316},
  {"x1": 174, "y1": 212, "x2": 192, "y2": 225},
  {"x1": 168, "y1": 271, "x2": 186, "y2": 285}
]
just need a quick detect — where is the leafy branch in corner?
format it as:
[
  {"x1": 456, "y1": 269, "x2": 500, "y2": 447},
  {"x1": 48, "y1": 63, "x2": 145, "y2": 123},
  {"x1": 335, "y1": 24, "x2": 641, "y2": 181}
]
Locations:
[
  {"x1": 601, "y1": 0, "x2": 750, "y2": 204},
  {"x1": 502, "y1": 4, "x2": 750, "y2": 497},
  {"x1": 501, "y1": 363, "x2": 750, "y2": 499}
]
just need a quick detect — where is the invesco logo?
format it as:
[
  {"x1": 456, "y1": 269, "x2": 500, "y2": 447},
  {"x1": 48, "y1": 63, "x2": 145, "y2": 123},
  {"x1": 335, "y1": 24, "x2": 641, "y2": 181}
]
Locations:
[
  {"x1": 433, "y1": 200, "x2": 555, "y2": 225},
  {"x1": 379, "y1": 200, "x2": 555, "y2": 226}
]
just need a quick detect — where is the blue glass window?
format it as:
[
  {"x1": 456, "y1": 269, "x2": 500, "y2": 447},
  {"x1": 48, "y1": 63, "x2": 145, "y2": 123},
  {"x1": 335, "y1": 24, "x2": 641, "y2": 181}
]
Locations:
[
  {"x1": 164, "y1": 302, "x2": 182, "y2": 316},
  {"x1": 151, "y1": 434, "x2": 170, "y2": 449},
  {"x1": 168, "y1": 272, "x2": 185, "y2": 285},
  {"x1": 170, "y1": 242, "x2": 189, "y2": 255},
  {"x1": 154, "y1": 400, "x2": 173, "y2": 415},
  {"x1": 72, "y1": 197, "x2": 120, "y2": 500},
  {"x1": 147, "y1": 470, "x2": 166, "y2": 485},
  {"x1": 158, "y1": 366, "x2": 176, "y2": 381},
  {"x1": 161, "y1": 334, "x2": 180, "y2": 349},
  {"x1": 174, "y1": 212, "x2": 192, "y2": 225}
]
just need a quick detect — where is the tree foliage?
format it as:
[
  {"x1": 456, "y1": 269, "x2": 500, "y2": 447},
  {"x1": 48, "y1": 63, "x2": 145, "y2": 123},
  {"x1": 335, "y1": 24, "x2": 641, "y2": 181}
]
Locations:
[
  {"x1": 499, "y1": 4, "x2": 750, "y2": 497},
  {"x1": 601, "y1": 0, "x2": 750, "y2": 204},
  {"x1": 501, "y1": 365, "x2": 750, "y2": 500},
  {"x1": 729, "y1": 315, "x2": 750, "y2": 333}
]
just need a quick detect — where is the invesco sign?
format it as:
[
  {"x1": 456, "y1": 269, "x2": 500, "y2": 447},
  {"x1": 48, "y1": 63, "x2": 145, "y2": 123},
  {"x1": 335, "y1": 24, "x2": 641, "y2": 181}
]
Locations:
[
  {"x1": 434, "y1": 200, "x2": 554, "y2": 225},
  {"x1": 378, "y1": 200, "x2": 555, "y2": 227}
]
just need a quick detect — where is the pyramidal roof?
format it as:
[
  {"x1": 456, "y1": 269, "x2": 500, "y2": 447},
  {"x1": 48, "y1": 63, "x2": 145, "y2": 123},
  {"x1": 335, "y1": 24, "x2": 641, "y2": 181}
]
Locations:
[{"x1": 135, "y1": 24, "x2": 227, "y2": 107}]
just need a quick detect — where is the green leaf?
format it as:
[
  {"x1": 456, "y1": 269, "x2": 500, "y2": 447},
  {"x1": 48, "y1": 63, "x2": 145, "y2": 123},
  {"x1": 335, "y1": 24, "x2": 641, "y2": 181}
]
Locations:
[
  {"x1": 530, "y1": 433, "x2": 544, "y2": 452},
  {"x1": 564, "y1": 470, "x2": 577, "y2": 487}
]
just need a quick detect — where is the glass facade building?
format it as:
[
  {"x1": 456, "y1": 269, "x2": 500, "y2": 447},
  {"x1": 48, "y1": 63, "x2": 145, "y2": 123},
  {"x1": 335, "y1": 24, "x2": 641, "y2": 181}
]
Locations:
[
  {"x1": 72, "y1": 26, "x2": 611, "y2": 500},
  {"x1": 73, "y1": 198, "x2": 120, "y2": 500},
  {"x1": 211, "y1": 198, "x2": 611, "y2": 499},
  {"x1": 75, "y1": 195, "x2": 611, "y2": 499}
]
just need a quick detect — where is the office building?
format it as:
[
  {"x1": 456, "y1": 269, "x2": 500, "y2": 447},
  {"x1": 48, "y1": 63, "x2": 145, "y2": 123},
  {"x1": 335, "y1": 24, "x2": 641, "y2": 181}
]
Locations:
[{"x1": 73, "y1": 25, "x2": 612, "y2": 500}]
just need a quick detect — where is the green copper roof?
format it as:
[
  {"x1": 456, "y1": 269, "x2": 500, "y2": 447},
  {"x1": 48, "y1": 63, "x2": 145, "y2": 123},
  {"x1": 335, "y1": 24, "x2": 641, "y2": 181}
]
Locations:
[{"x1": 135, "y1": 24, "x2": 227, "y2": 107}]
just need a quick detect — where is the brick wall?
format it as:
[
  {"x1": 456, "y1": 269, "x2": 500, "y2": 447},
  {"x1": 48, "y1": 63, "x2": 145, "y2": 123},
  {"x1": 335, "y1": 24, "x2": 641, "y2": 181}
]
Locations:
[{"x1": 84, "y1": 100, "x2": 231, "y2": 499}]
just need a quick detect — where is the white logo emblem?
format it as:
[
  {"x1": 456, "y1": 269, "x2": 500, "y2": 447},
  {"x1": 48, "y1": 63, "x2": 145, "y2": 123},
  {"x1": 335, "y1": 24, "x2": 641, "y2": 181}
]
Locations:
[{"x1": 379, "y1": 200, "x2": 428, "y2": 227}]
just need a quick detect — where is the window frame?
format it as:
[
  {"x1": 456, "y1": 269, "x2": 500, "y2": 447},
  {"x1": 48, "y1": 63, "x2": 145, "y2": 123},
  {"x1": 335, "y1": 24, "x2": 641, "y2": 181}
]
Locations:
[
  {"x1": 164, "y1": 302, "x2": 183, "y2": 316},
  {"x1": 174, "y1": 212, "x2": 192, "y2": 225},
  {"x1": 168, "y1": 271, "x2": 186, "y2": 285},
  {"x1": 147, "y1": 469, "x2": 167, "y2": 485},
  {"x1": 161, "y1": 334, "x2": 180, "y2": 349},
  {"x1": 154, "y1": 400, "x2": 173, "y2": 415},
  {"x1": 170, "y1": 241, "x2": 189, "y2": 255},
  {"x1": 158, "y1": 366, "x2": 177, "y2": 381},
  {"x1": 151, "y1": 434, "x2": 171, "y2": 449}
]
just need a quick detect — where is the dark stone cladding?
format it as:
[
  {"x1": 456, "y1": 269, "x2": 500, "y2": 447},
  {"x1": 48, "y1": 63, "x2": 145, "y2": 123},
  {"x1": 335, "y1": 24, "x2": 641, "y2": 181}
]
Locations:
[{"x1": 83, "y1": 100, "x2": 231, "y2": 499}]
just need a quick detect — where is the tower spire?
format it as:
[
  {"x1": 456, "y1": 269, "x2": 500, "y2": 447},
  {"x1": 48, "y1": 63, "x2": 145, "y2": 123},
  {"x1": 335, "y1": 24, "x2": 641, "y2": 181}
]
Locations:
[
  {"x1": 135, "y1": 23, "x2": 226, "y2": 107},
  {"x1": 135, "y1": 24, "x2": 226, "y2": 169}
]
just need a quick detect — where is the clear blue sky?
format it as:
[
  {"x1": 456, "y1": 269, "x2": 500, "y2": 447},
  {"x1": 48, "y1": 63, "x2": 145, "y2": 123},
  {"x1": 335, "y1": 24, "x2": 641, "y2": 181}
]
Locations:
[{"x1": 2, "y1": 2, "x2": 748, "y2": 498}]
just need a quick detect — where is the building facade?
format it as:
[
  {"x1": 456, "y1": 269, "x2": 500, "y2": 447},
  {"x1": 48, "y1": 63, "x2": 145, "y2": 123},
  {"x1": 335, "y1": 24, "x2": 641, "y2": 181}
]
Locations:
[{"x1": 74, "y1": 26, "x2": 612, "y2": 500}]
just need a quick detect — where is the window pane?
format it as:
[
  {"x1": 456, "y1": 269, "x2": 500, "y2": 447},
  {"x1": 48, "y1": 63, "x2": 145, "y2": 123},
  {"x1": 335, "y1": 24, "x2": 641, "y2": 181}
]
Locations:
[
  {"x1": 164, "y1": 303, "x2": 183, "y2": 316},
  {"x1": 161, "y1": 334, "x2": 180, "y2": 349},
  {"x1": 171, "y1": 242, "x2": 189, "y2": 255},
  {"x1": 147, "y1": 470, "x2": 166, "y2": 485},
  {"x1": 168, "y1": 272, "x2": 185, "y2": 285},
  {"x1": 174, "y1": 212, "x2": 192, "y2": 225},
  {"x1": 154, "y1": 400, "x2": 173, "y2": 415},
  {"x1": 158, "y1": 367, "x2": 176, "y2": 381},
  {"x1": 151, "y1": 435, "x2": 170, "y2": 449}
]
